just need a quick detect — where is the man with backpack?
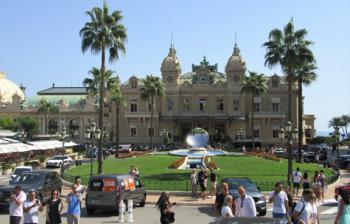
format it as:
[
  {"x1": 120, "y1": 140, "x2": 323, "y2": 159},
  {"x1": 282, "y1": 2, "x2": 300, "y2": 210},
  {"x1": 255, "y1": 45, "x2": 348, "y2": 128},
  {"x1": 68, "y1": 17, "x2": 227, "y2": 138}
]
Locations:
[{"x1": 292, "y1": 189, "x2": 313, "y2": 224}]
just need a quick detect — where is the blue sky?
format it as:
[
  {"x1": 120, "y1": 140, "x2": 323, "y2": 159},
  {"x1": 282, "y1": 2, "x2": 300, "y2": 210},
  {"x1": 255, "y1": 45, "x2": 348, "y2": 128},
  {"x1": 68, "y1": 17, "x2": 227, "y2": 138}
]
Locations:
[{"x1": 0, "y1": 0, "x2": 349, "y2": 133}]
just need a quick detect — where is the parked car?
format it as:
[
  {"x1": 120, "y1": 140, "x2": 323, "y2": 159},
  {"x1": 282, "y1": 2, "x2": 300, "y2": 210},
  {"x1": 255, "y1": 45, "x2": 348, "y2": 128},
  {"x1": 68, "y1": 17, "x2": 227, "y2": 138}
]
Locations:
[
  {"x1": 338, "y1": 155, "x2": 350, "y2": 169},
  {"x1": 116, "y1": 144, "x2": 132, "y2": 153},
  {"x1": 85, "y1": 174, "x2": 146, "y2": 215},
  {"x1": 219, "y1": 178, "x2": 267, "y2": 216},
  {"x1": 0, "y1": 170, "x2": 62, "y2": 210},
  {"x1": 11, "y1": 166, "x2": 32, "y2": 180},
  {"x1": 46, "y1": 155, "x2": 72, "y2": 168}
]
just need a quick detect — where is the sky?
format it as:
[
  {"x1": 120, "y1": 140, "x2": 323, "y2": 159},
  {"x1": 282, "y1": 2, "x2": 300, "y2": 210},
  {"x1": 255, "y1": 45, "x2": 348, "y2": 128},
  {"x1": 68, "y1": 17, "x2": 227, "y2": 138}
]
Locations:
[{"x1": 0, "y1": 0, "x2": 349, "y2": 134}]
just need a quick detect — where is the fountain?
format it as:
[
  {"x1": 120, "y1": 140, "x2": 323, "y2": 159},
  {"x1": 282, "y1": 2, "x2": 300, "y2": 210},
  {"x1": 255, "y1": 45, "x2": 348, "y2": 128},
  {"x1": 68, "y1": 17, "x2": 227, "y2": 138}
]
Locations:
[{"x1": 168, "y1": 127, "x2": 226, "y2": 169}]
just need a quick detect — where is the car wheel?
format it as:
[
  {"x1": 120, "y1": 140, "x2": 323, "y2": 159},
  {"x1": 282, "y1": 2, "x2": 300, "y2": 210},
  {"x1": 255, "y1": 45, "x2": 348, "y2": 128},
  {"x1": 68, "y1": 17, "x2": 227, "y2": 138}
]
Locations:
[
  {"x1": 86, "y1": 205, "x2": 95, "y2": 215},
  {"x1": 259, "y1": 209, "x2": 267, "y2": 216},
  {"x1": 139, "y1": 195, "x2": 146, "y2": 207}
]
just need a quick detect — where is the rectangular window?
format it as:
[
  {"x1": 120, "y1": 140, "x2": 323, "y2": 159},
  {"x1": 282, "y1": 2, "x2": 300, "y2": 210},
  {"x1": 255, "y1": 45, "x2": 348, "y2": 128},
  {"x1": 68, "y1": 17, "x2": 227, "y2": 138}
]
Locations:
[
  {"x1": 148, "y1": 127, "x2": 154, "y2": 137},
  {"x1": 233, "y1": 99, "x2": 240, "y2": 112},
  {"x1": 130, "y1": 99, "x2": 138, "y2": 112},
  {"x1": 253, "y1": 129, "x2": 260, "y2": 138},
  {"x1": 216, "y1": 98, "x2": 224, "y2": 112},
  {"x1": 273, "y1": 129, "x2": 279, "y2": 138},
  {"x1": 199, "y1": 98, "x2": 207, "y2": 112},
  {"x1": 254, "y1": 103, "x2": 260, "y2": 112},
  {"x1": 272, "y1": 103, "x2": 279, "y2": 112},
  {"x1": 183, "y1": 98, "x2": 191, "y2": 112},
  {"x1": 272, "y1": 79, "x2": 278, "y2": 88},
  {"x1": 130, "y1": 127, "x2": 137, "y2": 137},
  {"x1": 131, "y1": 81, "x2": 137, "y2": 89}
]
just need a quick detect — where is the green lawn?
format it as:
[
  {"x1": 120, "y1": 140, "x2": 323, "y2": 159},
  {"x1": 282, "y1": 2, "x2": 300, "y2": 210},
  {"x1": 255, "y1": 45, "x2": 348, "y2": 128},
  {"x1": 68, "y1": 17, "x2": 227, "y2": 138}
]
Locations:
[{"x1": 66, "y1": 154, "x2": 334, "y2": 191}]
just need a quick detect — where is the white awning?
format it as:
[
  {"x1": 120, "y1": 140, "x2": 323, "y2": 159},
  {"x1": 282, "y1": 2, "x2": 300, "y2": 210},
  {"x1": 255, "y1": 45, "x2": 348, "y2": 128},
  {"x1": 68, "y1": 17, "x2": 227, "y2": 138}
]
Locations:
[{"x1": 0, "y1": 143, "x2": 35, "y2": 154}]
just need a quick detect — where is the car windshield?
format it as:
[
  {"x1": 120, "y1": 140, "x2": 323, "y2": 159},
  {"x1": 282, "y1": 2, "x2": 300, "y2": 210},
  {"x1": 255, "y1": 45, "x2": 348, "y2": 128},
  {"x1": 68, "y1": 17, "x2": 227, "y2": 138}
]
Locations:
[
  {"x1": 225, "y1": 179, "x2": 259, "y2": 192},
  {"x1": 13, "y1": 168, "x2": 31, "y2": 175},
  {"x1": 52, "y1": 156, "x2": 65, "y2": 160},
  {"x1": 11, "y1": 173, "x2": 44, "y2": 184}
]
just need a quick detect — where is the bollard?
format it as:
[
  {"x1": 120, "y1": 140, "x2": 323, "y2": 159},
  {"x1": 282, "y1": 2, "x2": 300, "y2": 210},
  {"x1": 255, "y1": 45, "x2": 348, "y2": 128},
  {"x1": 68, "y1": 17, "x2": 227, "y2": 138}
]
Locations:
[
  {"x1": 127, "y1": 199, "x2": 134, "y2": 222},
  {"x1": 118, "y1": 200, "x2": 125, "y2": 223}
]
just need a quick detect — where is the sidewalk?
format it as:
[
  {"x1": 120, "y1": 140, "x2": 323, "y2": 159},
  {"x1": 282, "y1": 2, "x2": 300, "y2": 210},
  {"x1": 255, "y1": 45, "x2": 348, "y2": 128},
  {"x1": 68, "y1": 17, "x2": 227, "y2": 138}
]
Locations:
[{"x1": 61, "y1": 170, "x2": 349, "y2": 207}]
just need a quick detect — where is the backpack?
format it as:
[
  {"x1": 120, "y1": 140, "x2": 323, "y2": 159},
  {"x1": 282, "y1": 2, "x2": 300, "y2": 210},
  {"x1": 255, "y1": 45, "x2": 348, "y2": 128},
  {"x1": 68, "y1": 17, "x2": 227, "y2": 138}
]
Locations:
[{"x1": 291, "y1": 201, "x2": 305, "y2": 224}]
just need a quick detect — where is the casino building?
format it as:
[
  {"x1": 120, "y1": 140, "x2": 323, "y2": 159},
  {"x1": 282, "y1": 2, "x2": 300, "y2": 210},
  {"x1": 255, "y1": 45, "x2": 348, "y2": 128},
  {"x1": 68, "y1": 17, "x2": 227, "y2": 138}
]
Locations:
[{"x1": 0, "y1": 43, "x2": 316, "y2": 146}]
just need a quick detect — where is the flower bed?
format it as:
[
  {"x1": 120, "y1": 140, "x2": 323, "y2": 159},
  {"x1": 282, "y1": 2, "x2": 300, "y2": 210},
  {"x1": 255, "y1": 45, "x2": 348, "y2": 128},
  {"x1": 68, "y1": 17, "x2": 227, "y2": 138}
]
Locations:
[
  {"x1": 117, "y1": 150, "x2": 151, "y2": 159},
  {"x1": 245, "y1": 152, "x2": 281, "y2": 162},
  {"x1": 168, "y1": 156, "x2": 187, "y2": 169}
]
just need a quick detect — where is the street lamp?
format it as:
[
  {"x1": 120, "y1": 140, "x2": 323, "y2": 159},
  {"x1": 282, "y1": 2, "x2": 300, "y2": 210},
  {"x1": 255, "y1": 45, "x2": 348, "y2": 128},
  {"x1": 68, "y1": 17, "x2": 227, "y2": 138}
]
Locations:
[
  {"x1": 60, "y1": 120, "x2": 68, "y2": 154},
  {"x1": 85, "y1": 122, "x2": 101, "y2": 177},
  {"x1": 279, "y1": 121, "x2": 298, "y2": 186},
  {"x1": 333, "y1": 127, "x2": 340, "y2": 171}
]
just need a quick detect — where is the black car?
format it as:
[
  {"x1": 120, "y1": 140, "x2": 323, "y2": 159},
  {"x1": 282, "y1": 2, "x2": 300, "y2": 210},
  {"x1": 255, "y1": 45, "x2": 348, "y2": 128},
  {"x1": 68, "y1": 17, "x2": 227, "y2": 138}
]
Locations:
[
  {"x1": 0, "y1": 170, "x2": 62, "y2": 210},
  {"x1": 220, "y1": 178, "x2": 267, "y2": 216},
  {"x1": 339, "y1": 155, "x2": 350, "y2": 169}
]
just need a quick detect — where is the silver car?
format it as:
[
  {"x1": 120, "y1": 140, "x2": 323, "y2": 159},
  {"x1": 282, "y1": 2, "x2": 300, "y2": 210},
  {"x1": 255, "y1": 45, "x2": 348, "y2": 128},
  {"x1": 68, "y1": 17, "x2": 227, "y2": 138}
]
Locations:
[{"x1": 85, "y1": 174, "x2": 146, "y2": 215}]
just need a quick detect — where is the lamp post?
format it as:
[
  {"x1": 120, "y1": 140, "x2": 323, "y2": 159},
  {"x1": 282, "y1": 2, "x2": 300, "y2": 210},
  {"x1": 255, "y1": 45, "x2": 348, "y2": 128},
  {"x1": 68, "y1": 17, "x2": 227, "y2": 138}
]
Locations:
[
  {"x1": 60, "y1": 120, "x2": 67, "y2": 154},
  {"x1": 279, "y1": 121, "x2": 298, "y2": 186},
  {"x1": 333, "y1": 127, "x2": 340, "y2": 171},
  {"x1": 85, "y1": 122, "x2": 101, "y2": 178}
]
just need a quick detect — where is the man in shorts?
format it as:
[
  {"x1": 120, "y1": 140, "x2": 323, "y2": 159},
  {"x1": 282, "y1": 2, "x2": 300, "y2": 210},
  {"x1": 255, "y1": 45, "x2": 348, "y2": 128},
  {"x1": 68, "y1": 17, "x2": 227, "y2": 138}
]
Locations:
[{"x1": 293, "y1": 167, "x2": 302, "y2": 197}]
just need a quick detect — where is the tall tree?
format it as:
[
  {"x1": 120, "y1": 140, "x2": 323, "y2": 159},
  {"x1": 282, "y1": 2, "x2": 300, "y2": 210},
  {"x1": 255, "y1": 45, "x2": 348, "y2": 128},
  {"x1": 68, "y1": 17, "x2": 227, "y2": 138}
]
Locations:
[
  {"x1": 263, "y1": 19, "x2": 315, "y2": 162},
  {"x1": 340, "y1": 114, "x2": 350, "y2": 139},
  {"x1": 15, "y1": 116, "x2": 39, "y2": 139},
  {"x1": 83, "y1": 67, "x2": 118, "y2": 96},
  {"x1": 329, "y1": 117, "x2": 342, "y2": 130},
  {"x1": 295, "y1": 61, "x2": 317, "y2": 162},
  {"x1": 241, "y1": 71, "x2": 268, "y2": 150},
  {"x1": 37, "y1": 99, "x2": 59, "y2": 134},
  {"x1": 140, "y1": 75, "x2": 164, "y2": 151},
  {"x1": 80, "y1": 2, "x2": 127, "y2": 174},
  {"x1": 110, "y1": 77, "x2": 124, "y2": 158}
]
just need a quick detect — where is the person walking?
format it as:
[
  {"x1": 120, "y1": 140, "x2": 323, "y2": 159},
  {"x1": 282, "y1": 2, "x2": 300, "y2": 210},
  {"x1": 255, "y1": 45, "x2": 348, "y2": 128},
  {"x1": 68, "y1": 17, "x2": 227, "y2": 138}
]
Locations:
[
  {"x1": 209, "y1": 169, "x2": 217, "y2": 198},
  {"x1": 334, "y1": 188, "x2": 350, "y2": 224},
  {"x1": 319, "y1": 170, "x2": 327, "y2": 203},
  {"x1": 9, "y1": 185, "x2": 27, "y2": 224},
  {"x1": 221, "y1": 195, "x2": 235, "y2": 218},
  {"x1": 269, "y1": 182, "x2": 289, "y2": 221},
  {"x1": 312, "y1": 171, "x2": 321, "y2": 204},
  {"x1": 66, "y1": 184, "x2": 82, "y2": 224},
  {"x1": 214, "y1": 183, "x2": 230, "y2": 216},
  {"x1": 155, "y1": 192, "x2": 176, "y2": 224},
  {"x1": 293, "y1": 167, "x2": 302, "y2": 197},
  {"x1": 190, "y1": 169, "x2": 197, "y2": 197},
  {"x1": 292, "y1": 189, "x2": 313, "y2": 224},
  {"x1": 235, "y1": 186, "x2": 256, "y2": 217},
  {"x1": 284, "y1": 185, "x2": 294, "y2": 217},
  {"x1": 23, "y1": 190, "x2": 42, "y2": 224},
  {"x1": 43, "y1": 189, "x2": 64, "y2": 224},
  {"x1": 310, "y1": 193, "x2": 320, "y2": 224},
  {"x1": 301, "y1": 172, "x2": 311, "y2": 190}
]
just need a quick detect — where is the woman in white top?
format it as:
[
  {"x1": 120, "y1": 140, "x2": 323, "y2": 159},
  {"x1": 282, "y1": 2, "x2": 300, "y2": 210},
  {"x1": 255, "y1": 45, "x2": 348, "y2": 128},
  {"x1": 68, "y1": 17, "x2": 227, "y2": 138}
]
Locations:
[
  {"x1": 310, "y1": 193, "x2": 320, "y2": 224},
  {"x1": 221, "y1": 195, "x2": 235, "y2": 218}
]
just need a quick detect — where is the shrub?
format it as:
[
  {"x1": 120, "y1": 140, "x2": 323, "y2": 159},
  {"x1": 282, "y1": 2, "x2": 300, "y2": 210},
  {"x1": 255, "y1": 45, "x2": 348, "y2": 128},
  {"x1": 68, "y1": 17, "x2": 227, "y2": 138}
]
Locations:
[
  {"x1": 24, "y1": 161, "x2": 31, "y2": 166},
  {"x1": 168, "y1": 157, "x2": 186, "y2": 169},
  {"x1": 245, "y1": 152, "x2": 281, "y2": 162},
  {"x1": 2, "y1": 163, "x2": 14, "y2": 170},
  {"x1": 118, "y1": 151, "x2": 150, "y2": 159},
  {"x1": 38, "y1": 156, "x2": 46, "y2": 163}
]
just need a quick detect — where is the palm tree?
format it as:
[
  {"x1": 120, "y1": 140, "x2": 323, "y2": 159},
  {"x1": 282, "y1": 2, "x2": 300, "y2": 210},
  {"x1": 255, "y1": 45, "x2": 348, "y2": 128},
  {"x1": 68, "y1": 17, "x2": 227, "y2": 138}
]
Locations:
[
  {"x1": 140, "y1": 75, "x2": 164, "y2": 151},
  {"x1": 83, "y1": 67, "x2": 118, "y2": 97},
  {"x1": 80, "y1": 2, "x2": 127, "y2": 174},
  {"x1": 241, "y1": 71, "x2": 268, "y2": 150},
  {"x1": 109, "y1": 77, "x2": 125, "y2": 158},
  {"x1": 295, "y1": 62, "x2": 317, "y2": 162},
  {"x1": 37, "y1": 99, "x2": 59, "y2": 134},
  {"x1": 263, "y1": 19, "x2": 315, "y2": 162},
  {"x1": 341, "y1": 114, "x2": 350, "y2": 139},
  {"x1": 329, "y1": 117, "x2": 342, "y2": 129}
]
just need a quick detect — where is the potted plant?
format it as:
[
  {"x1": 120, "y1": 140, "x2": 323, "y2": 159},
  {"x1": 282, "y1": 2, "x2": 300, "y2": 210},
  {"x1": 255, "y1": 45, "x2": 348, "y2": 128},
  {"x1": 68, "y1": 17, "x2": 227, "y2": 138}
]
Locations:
[{"x1": 38, "y1": 156, "x2": 47, "y2": 167}]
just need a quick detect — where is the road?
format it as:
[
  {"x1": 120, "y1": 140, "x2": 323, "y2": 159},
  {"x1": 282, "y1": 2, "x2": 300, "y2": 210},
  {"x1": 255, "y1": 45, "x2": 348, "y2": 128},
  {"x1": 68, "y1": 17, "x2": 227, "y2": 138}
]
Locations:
[{"x1": 0, "y1": 199, "x2": 338, "y2": 224}]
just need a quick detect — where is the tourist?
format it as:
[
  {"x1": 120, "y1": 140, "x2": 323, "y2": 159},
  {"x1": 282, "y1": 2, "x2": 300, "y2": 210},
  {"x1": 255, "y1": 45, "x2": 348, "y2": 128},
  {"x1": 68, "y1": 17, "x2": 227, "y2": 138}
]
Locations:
[
  {"x1": 23, "y1": 190, "x2": 42, "y2": 224},
  {"x1": 155, "y1": 192, "x2": 176, "y2": 224},
  {"x1": 198, "y1": 168, "x2": 207, "y2": 199},
  {"x1": 209, "y1": 169, "x2": 217, "y2": 198},
  {"x1": 242, "y1": 145, "x2": 247, "y2": 153},
  {"x1": 9, "y1": 185, "x2": 27, "y2": 224},
  {"x1": 134, "y1": 166, "x2": 140, "y2": 178},
  {"x1": 66, "y1": 184, "x2": 82, "y2": 224},
  {"x1": 269, "y1": 182, "x2": 289, "y2": 221},
  {"x1": 293, "y1": 167, "x2": 302, "y2": 196},
  {"x1": 312, "y1": 171, "x2": 321, "y2": 204},
  {"x1": 128, "y1": 165, "x2": 135, "y2": 176},
  {"x1": 214, "y1": 183, "x2": 229, "y2": 216},
  {"x1": 284, "y1": 185, "x2": 294, "y2": 217},
  {"x1": 74, "y1": 177, "x2": 86, "y2": 196},
  {"x1": 334, "y1": 188, "x2": 350, "y2": 224},
  {"x1": 221, "y1": 195, "x2": 235, "y2": 218},
  {"x1": 301, "y1": 172, "x2": 311, "y2": 190},
  {"x1": 43, "y1": 189, "x2": 64, "y2": 224},
  {"x1": 202, "y1": 169, "x2": 208, "y2": 198},
  {"x1": 292, "y1": 189, "x2": 313, "y2": 224},
  {"x1": 319, "y1": 170, "x2": 326, "y2": 203},
  {"x1": 310, "y1": 193, "x2": 320, "y2": 224},
  {"x1": 235, "y1": 186, "x2": 256, "y2": 217},
  {"x1": 190, "y1": 169, "x2": 197, "y2": 197}
]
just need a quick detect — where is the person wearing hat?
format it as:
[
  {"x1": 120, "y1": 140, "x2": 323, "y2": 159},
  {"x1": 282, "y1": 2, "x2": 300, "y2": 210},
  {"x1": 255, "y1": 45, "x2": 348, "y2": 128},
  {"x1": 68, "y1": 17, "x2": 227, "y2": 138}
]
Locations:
[
  {"x1": 9, "y1": 185, "x2": 27, "y2": 224},
  {"x1": 23, "y1": 189, "x2": 42, "y2": 224}
]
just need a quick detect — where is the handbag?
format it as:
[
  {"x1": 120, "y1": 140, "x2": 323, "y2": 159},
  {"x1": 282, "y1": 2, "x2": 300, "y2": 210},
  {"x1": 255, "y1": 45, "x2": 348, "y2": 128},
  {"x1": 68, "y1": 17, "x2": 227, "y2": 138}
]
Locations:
[{"x1": 168, "y1": 211, "x2": 175, "y2": 223}]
